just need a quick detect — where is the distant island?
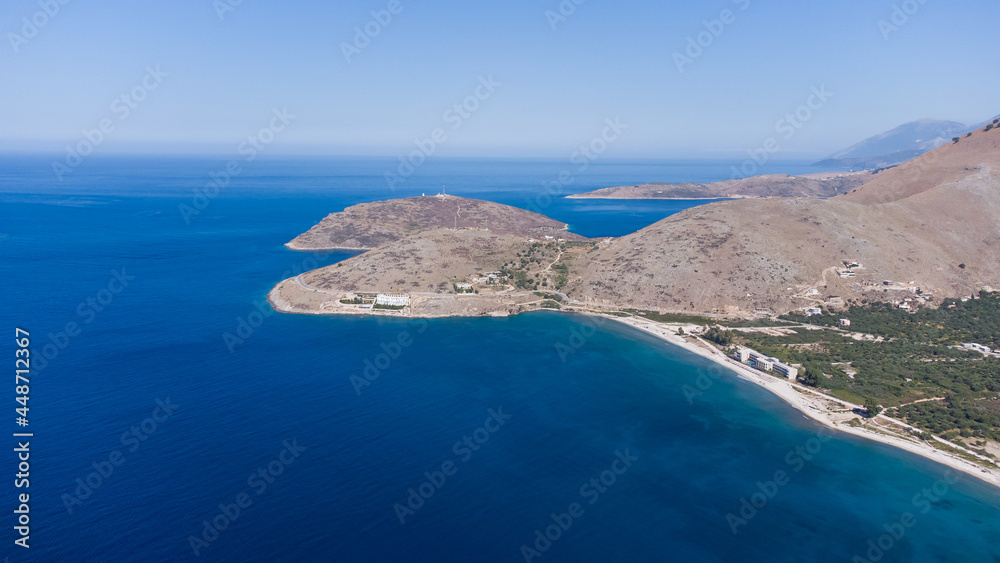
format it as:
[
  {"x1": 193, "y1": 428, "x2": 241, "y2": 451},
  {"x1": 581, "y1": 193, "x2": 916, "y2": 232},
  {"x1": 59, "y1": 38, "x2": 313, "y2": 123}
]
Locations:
[
  {"x1": 269, "y1": 120, "x2": 1000, "y2": 488},
  {"x1": 566, "y1": 170, "x2": 873, "y2": 200}
]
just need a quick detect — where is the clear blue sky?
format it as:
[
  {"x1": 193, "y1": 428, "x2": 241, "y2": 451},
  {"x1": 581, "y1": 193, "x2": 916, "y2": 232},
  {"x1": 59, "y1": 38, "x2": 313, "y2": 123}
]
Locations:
[{"x1": 2, "y1": 0, "x2": 998, "y2": 159}]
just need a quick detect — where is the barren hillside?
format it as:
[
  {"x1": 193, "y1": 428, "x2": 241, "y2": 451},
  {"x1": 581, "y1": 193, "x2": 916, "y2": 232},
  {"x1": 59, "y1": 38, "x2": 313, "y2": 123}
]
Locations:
[
  {"x1": 287, "y1": 194, "x2": 583, "y2": 250},
  {"x1": 571, "y1": 124, "x2": 1000, "y2": 314},
  {"x1": 275, "y1": 124, "x2": 999, "y2": 318},
  {"x1": 300, "y1": 229, "x2": 526, "y2": 293},
  {"x1": 840, "y1": 124, "x2": 1000, "y2": 204}
]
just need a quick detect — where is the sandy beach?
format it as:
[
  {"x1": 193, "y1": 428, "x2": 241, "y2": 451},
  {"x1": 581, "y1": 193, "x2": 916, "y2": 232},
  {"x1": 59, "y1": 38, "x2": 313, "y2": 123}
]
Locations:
[{"x1": 607, "y1": 314, "x2": 1000, "y2": 490}]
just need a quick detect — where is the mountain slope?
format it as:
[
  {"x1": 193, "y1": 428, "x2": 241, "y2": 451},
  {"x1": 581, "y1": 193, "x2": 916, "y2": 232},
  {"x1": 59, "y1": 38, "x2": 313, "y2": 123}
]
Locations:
[
  {"x1": 573, "y1": 124, "x2": 1000, "y2": 314},
  {"x1": 276, "y1": 123, "x2": 1000, "y2": 318},
  {"x1": 814, "y1": 119, "x2": 971, "y2": 169},
  {"x1": 840, "y1": 123, "x2": 1000, "y2": 204}
]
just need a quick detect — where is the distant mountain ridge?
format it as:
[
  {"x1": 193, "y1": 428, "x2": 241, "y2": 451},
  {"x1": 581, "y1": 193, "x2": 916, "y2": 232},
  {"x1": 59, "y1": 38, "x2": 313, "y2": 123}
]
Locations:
[{"x1": 814, "y1": 118, "x2": 978, "y2": 169}]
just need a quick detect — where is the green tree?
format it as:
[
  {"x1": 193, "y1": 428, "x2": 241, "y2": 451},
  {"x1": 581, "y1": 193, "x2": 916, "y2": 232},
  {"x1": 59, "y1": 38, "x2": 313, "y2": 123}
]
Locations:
[
  {"x1": 864, "y1": 397, "x2": 883, "y2": 418},
  {"x1": 798, "y1": 367, "x2": 820, "y2": 387}
]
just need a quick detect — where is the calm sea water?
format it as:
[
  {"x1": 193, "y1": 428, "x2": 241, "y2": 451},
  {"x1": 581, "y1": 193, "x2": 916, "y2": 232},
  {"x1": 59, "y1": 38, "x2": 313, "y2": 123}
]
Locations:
[{"x1": 1, "y1": 155, "x2": 997, "y2": 562}]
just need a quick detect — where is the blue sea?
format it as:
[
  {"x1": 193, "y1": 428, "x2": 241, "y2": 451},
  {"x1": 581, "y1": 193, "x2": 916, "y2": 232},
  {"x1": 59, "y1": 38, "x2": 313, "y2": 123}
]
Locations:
[{"x1": 1, "y1": 155, "x2": 998, "y2": 562}]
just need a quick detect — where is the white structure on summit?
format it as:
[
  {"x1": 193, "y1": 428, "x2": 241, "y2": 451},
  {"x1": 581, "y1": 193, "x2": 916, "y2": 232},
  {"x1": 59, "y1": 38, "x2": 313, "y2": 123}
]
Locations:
[{"x1": 376, "y1": 293, "x2": 409, "y2": 307}]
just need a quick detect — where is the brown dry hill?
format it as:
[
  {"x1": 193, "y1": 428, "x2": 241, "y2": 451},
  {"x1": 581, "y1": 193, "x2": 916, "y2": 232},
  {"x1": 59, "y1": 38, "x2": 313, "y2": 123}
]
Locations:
[
  {"x1": 841, "y1": 125, "x2": 1000, "y2": 204},
  {"x1": 299, "y1": 229, "x2": 527, "y2": 294},
  {"x1": 287, "y1": 194, "x2": 583, "y2": 250},
  {"x1": 571, "y1": 124, "x2": 1000, "y2": 314},
  {"x1": 271, "y1": 228, "x2": 590, "y2": 317},
  {"x1": 568, "y1": 171, "x2": 873, "y2": 200},
  {"x1": 276, "y1": 124, "x2": 999, "y2": 317}
]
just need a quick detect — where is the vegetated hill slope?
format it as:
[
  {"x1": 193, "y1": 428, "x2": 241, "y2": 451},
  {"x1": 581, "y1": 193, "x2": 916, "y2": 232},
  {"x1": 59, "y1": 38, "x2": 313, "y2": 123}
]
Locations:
[
  {"x1": 568, "y1": 171, "x2": 872, "y2": 200},
  {"x1": 286, "y1": 194, "x2": 583, "y2": 250},
  {"x1": 814, "y1": 118, "x2": 973, "y2": 169},
  {"x1": 570, "y1": 124, "x2": 1000, "y2": 314}
]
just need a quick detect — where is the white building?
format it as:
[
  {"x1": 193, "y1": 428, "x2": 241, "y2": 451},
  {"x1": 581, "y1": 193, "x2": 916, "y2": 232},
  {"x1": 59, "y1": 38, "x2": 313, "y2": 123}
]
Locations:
[
  {"x1": 375, "y1": 293, "x2": 409, "y2": 307},
  {"x1": 737, "y1": 347, "x2": 798, "y2": 379},
  {"x1": 772, "y1": 363, "x2": 798, "y2": 379},
  {"x1": 839, "y1": 319, "x2": 852, "y2": 327},
  {"x1": 806, "y1": 307, "x2": 822, "y2": 316}
]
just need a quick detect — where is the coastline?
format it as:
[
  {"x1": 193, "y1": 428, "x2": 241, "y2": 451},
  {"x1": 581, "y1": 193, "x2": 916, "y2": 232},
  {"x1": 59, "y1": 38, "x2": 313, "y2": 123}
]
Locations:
[
  {"x1": 566, "y1": 170, "x2": 873, "y2": 200},
  {"x1": 604, "y1": 314, "x2": 1000, "y2": 490},
  {"x1": 284, "y1": 241, "x2": 371, "y2": 252},
  {"x1": 267, "y1": 281, "x2": 1000, "y2": 491}
]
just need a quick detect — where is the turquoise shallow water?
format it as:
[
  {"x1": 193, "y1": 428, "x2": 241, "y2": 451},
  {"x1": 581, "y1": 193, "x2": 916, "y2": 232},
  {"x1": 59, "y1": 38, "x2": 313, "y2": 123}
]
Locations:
[{"x1": 0, "y1": 155, "x2": 997, "y2": 562}]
